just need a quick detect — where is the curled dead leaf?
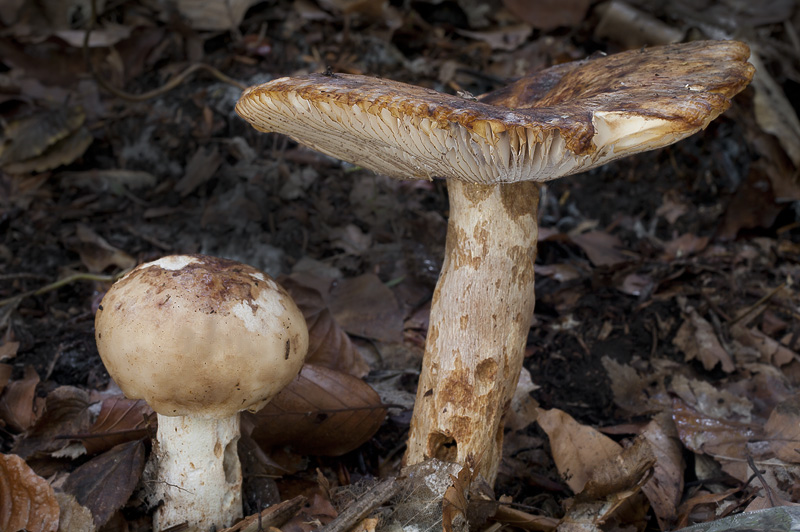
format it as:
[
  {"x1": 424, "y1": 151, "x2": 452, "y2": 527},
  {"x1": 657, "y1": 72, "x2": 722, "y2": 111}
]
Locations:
[{"x1": 248, "y1": 364, "x2": 385, "y2": 456}]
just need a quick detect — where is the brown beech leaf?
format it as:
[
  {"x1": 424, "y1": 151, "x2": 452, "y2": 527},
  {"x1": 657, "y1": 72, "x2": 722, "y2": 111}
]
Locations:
[
  {"x1": 281, "y1": 276, "x2": 369, "y2": 377},
  {"x1": 12, "y1": 386, "x2": 92, "y2": 459},
  {"x1": 81, "y1": 396, "x2": 151, "y2": 455},
  {"x1": 328, "y1": 274, "x2": 405, "y2": 343},
  {"x1": 63, "y1": 440, "x2": 146, "y2": 528},
  {"x1": 0, "y1": 453, "x2": 60, "y2": 532},
  {"x1": 536, "y1": 407, "x2": 621, "y2": 494},
  {"x1": 0, "y1": 365, "x2": 42, "y2": 432},
  {"x1": 248, "y1": 364, "x2": 386, "y2": 456}
]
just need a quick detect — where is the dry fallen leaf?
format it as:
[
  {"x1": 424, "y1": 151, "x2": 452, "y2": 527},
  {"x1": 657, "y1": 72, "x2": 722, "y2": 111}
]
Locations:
[
  {"x1": 281, "y1": 276, "x2": 369, "y2": 377},
  {"x1": 81, "y1": 396, "x2": 151, "y2": 455},
  {"x1": 442, "y1": 464, "x2": 472, "y2": 532},
  {"x1": 764, "y1": 393, "x2": 800, "y2": 463},
  {"x1": 248, "y1": 364, "x2": 385, "y2": 456},
  {"x1": 536, "y1": 407, "x2": 621, "y2": 494},
  {"x1": 327, "y1": 273, "x2": 405, "y2": 343},
  {"x1": 0, "y1": 452, "x2": 60, "y2": 532},
  {"x1": 673, "y1": 305, "x2": 735, "y2": 373},
  {"x1": 12, "y1": 386, "x2": 92, "y2": 460},
  {"x1": 55, "y1": 492, "x2": 96, "y2": 532},
  {"x1": 70, "y1": 223, "x2": 136, "y2": 273},
  {"x1": 731, "y1": 324, "x2": 796, "y2": 367},
  {"x1": 640, "y1": 413, "x2": 684, "y2": 530},
  {"x1": 62, "y1": 440, "x2": 146, "y2": 529},
  {"x1": 570, "y1": 231, "x2": 634, "y2": 267}
]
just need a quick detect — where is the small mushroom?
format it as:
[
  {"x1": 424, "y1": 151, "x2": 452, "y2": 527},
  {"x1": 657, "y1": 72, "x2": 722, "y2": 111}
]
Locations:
[
  {"x1": 94, "y1": 254, "x2": 308, "y2": 531},
  {"x1": 235, "y1": 40, "x2": 754, "y2": 483}
]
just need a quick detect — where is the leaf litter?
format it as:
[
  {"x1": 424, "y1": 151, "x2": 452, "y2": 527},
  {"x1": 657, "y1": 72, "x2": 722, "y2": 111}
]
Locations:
[{"x1": 0, "y1": 0, "x2": 799, "y2": 530}]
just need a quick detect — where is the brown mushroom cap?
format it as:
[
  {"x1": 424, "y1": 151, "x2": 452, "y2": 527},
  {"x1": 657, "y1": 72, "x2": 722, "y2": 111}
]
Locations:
[
  {"x1": 95, "y1": 255, "x2": 308, "y2": 418},
  {"x1": 235, "y1": 40, "x2": 753, "y2": 185}
]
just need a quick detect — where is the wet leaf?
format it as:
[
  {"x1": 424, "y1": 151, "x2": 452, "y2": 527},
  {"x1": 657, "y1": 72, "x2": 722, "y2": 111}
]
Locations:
[
  {"x1": 81, "y1": 396, "x2": 151, "y2": 455},
  {"x1": 671, "y1": 396, "x2": 757, "y2": 458},
  {"x1": 536, "y1": 407, "x2": 621, "y2": 494},
  {"x1": 0, "y1": 365, "x2": 42, "y2": 432},
  {"x1": 249, "y1": 364, "x2": 385, "y2": 456},
  {"x1": 0, "y1": 452, "x2": 59, "y2": 532},
  {"x1": 62, "y1": 440, "x2": 146, "y2": 528},
  {"x1": 328, "y1": 273, "x2": 404, "y2": 343},
  {"x1": 281, "y1": 276, "x2": 369, "y2": 377}
]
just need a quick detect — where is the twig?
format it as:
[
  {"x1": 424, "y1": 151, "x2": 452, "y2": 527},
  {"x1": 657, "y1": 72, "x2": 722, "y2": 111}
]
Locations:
[
  {"x1": 319, "y1": 477, "x2": 400, "y2": 532},
  {"x1": 730, "y1": 282, "x2": 787, "y2": 326},
  {"x1": 746, "y1": 454, "x2": 778, "y2": 507},
  {"x1": 83, "y1": 0, "x2": 247, "y2": 103},
  {"x1": 0, "y1": 272, "x2": 122, "y2": 308},
  {"x1": 222, "y1": 496, "x2": 307, "y2": 532}
]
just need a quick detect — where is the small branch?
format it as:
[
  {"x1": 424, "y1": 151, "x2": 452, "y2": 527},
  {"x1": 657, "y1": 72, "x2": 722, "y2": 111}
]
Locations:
[
  {"x1": 319, "y1": 477, "x2": 400, "y2": 532},
  {"x1": 84, "y1": 0, "x2": 247, "y2": 103},
  {"x1": 0, "y1": 272, "x2": 122, "y2": 308},
  {"x1": 730, "y1": 282, "x2": 787, "y2": 326}
]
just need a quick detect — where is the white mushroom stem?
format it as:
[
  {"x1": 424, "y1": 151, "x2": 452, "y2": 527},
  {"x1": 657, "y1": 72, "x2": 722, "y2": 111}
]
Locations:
[
  {"x1": 406, "y1": 179, "x2": 540, "y2": 483},
  {"x1": 153, "y1": 414, "x2": 243, "y2": 532}
]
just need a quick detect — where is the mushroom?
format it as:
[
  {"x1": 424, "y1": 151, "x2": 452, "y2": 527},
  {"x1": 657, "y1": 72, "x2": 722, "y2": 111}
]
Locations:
[
  {"x1": 94, "y1": 254, "x2": 308, "y2": 531},
  {"x1": 235, "y1": 40, "x2": 754, "y2": 483}
]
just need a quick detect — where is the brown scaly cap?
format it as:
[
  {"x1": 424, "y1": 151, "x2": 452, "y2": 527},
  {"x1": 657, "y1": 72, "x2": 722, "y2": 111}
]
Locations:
[{"x1": 236, "y1": 40, "x2": 754, "y2": 185}]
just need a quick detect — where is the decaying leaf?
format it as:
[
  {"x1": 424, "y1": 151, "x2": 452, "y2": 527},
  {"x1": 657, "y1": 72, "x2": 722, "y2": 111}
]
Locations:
[
  {"x1": 640, "y1": 413, "x2": 685, "y2": 529},
  {"x1": 80, "y1": 396, "x2": 151, "y2": 455},
  {"x1": 0, "y1": 452, "x2": 60, "y2": 532},
  {"x1": 55, "y1": 492, "x2": 96, "y2": 532},
  {"x1": 328, "y1": 273, "x2": 405, "y2": 343},
  {"x1": 673, "y1": 305, "x2": 735, "y2": 373},
  {"x1": 62, "y1": 440, "x2": 146, "y2": 528},
  {"x1": 764, "y1": 393, "x2": 800, "y2": 463},
  {"x1": 281, "y1": 276, "x2": 369, "y2": 377},
  {"x1": 70, "y1": 223, "x2": 136, "y2": 273},
  {"x1": 12, "y1": 386, "x2": 92, "y2": 460},
  {"x1": 248, "y1": 364, "x2": 385, "y2": 456},
  {"x1": 536, "y1": 407, "x2": 622, "y2": 494}
]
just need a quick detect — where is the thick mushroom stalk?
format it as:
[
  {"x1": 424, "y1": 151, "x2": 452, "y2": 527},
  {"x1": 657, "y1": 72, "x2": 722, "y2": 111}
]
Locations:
[
  {"x1": 235, "y1": 40, "x2": 754, "y2": 482},
  {"x1": 95, "y1": 255, "x2": 308, "y2": 531},
  {"x1": 406, "y1": 179, "x2": 539, "y2": 480}
]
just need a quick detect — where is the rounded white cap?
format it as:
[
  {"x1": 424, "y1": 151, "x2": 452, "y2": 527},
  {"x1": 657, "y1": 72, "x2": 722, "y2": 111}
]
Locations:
[{"x1": 95, "y1": 254, "x2": 308, "y2": 418}]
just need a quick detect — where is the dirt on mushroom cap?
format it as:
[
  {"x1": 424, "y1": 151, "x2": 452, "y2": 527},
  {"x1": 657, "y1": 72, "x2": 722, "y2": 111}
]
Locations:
[{"x1": 94, "y1": 255, "x2": 309, "y2": 418}]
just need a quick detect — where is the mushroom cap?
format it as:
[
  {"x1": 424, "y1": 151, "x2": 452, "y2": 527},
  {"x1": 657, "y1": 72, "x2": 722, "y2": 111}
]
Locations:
[
  {"x1": 95, "y1": 255, "x2": 309, "y2": 418},
  {"x1": 236, "y1": 40, "x2": 753, "y2": 185}
]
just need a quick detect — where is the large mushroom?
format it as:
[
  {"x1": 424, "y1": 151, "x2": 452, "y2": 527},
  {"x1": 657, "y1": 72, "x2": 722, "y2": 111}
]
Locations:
[
  {"x1": 95, "y1": 254, "x2": 308, "y2": 531},
  {"x1": 235, "y1": 41, "x2": 754, "y2": 483}
]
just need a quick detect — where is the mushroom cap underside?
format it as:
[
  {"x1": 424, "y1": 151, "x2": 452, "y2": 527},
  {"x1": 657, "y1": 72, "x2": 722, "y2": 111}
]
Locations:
[
  {"x1": 95, "y1": 255, "x2": 309, "y2": 418},
  {"x1": 236, "y1": 40, "x2": 754, "y2": 185}
]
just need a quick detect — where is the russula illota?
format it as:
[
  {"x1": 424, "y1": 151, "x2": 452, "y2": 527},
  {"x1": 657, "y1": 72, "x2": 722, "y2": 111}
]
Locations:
[
  {"x1": 94, "y1": 255, "x2": 308, "y2": 531},
  {"x1": 235, "y1": 40, "x2": 754, "y2": 483}
]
